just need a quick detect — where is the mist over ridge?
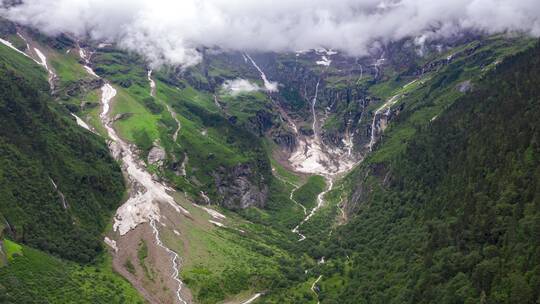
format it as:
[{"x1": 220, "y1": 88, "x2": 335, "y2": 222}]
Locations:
[{"x1": 2, "y1": 0, "x2": 540, "y2": 66}]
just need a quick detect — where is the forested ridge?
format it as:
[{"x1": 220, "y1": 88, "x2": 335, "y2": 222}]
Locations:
[
  {"x1": 319, "y1": 41, "x2": 540, "y2": 303},
  {"x1": 0, "y1": 45, "x2": 125, "y2": 263}
]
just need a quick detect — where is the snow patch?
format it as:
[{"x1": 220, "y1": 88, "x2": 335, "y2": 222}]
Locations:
[
  {"x1": 147, "y1": 70, "x2": 156, "y2": 97},
  {"x1": 200, "y1": 191, "x2": 211, "y2": 204},
  {"x1": 16, "y1": 33, "x2": 30, "y2": 51},
  {"x1": 241, "y1": 293, "x2": 263, "y2": 304},
  {"x1": 288, "y1": 79, "x2": 356, "y2": 176},
  {"x1": 94, "y1": 62, "x2": 188, "y2": 304},
  {"x1": 316, "y1": 48, "x2": 338, "y2": 56},
  {"x1": 79, "y1": 48, "x2": 90, "y2": 63},
  {"x1": 104, "y1": 237, "x2": 118, "y2": 252},
  {"x1": 167, "y1": 105, "x2": 182, "y2": 142},
  {"x1": 194, "y1": 204, "x2": 226, "y2": 220},
  {"x1": 316, "y1": 55, "x2": 331, "y2": 66},
  {"x1": 209, "y1": 220, "x2": 225, "y2": 227},
  {"x1": 33, "y1": 48, "x2": 48, "y2": 69},
  {"x1": 213, "y1": 94, "x2": 223, "y2": 110},
  {"x1": 79, "y1": 47, "x2": 99, "y2": 77},
  {"x1": 179, "y1": 153, "x2": 188, "y2": 176},
  {"x1": 33, "y1": 47, "x2": 56, "y2": 90},
  {"x1": 70, "y1": 113, "x2": 92, "y2": 132},
  {"x1": 83, "y1": 65, "x2": 99, "y2": 77}
]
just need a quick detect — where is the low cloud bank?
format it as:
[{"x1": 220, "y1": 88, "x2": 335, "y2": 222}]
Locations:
[
  {"x1": 222, "y1": 79, "x2": 261, "y2": 95},
  {"x1": 2, "y1": 0, "x2": 539, "y2": 66}
]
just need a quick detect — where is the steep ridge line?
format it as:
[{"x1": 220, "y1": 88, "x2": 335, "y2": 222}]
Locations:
[
  {"x1": 368, "y1": 79, "x2": 420, "y2": 151},
  {"x1": 6, "y1": 33, "x2": 95, "y2": 135},
  {"x1": 1, "y1": 32, "x2": 57, "y2": 92},
  {"x1": 1, "y1": 37, "x2": 192, "y2": 303},
  {"x1": 0, "y1": 36, "x2": 33, "y2": 60}
]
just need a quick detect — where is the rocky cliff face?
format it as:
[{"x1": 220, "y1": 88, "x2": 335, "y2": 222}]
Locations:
[
  {"x1": 59, "y1": 78, "x2": 104, "y2": 103},
  {"x1": 213, "y1": 164, "x2": 268, "y2": 210},
  {"x1": 0, "y1": 18, "x2": 17, "y2": 37},
  {"x1": 271, "y1": 128, "x2": 297, "y2": 152},
  {"x1": 162, "y1": 45, "x2": 450, "y2": 209},
  {"x1": 147, "y1": 145, "x2": 166, "y2": 167},
  {"x1": 319, "y1": 86, "x2": 373, "y2": 150},
  {"x1": 260, "y1": 52, "x2": 378, "y2": 158},
  {"x1": 247, "y1": 109, "x2": 274, "y2": 136}
]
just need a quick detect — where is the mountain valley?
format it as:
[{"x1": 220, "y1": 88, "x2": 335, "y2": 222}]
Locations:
[{"x1": 0, "y1": 9, "x2": 539, "y2": 304}]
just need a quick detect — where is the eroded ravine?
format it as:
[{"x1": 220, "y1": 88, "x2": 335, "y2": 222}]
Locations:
[
  {"x1": 288, "y1": 58, "x2": 345, "y2": 241},
  {"x1": 80, "y1": 55, "x2": 191, "y2": 303},
  {"x1": 244, "y1": 53, "x2": 278, "y2": 92},
  {"x1": 288, "y1": 71, "x2": 357, "y2": 177},
  {"x1": 32, "y1": 47, "x2": 56, "y2": 91},
  {"x1": 245, "y1": 53, "x2": 344, "y2": 241},
  {"x1": 244, "y1": 53, "x2": 298, "y2": 133}
]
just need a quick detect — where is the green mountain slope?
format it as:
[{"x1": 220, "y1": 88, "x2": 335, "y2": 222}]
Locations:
[
  {"x1": 308, "y1": 42, "x2": 540, "y2": 303},
  {"x1": 0, "y1": 42, "x2": 124, "y2": 263},
  {"x1": 0, "y1": 240, "x2": 144, "y2": 304},
  {"x1": 2, "y1": 17, "x2": 539, "y2": 304}
]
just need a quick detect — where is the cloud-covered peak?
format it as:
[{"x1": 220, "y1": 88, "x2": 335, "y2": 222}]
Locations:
[{"x1": 2, "y1": 0, "x2": 539, "y2": 67}]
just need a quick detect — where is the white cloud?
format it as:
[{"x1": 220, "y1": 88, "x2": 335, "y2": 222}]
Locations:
[
  {"x1": 222, "y1": 79, "x2": 261, "y2": 95},
  {"x1": 2, "y1": 0, "x2": 539, "y2": 67}
]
